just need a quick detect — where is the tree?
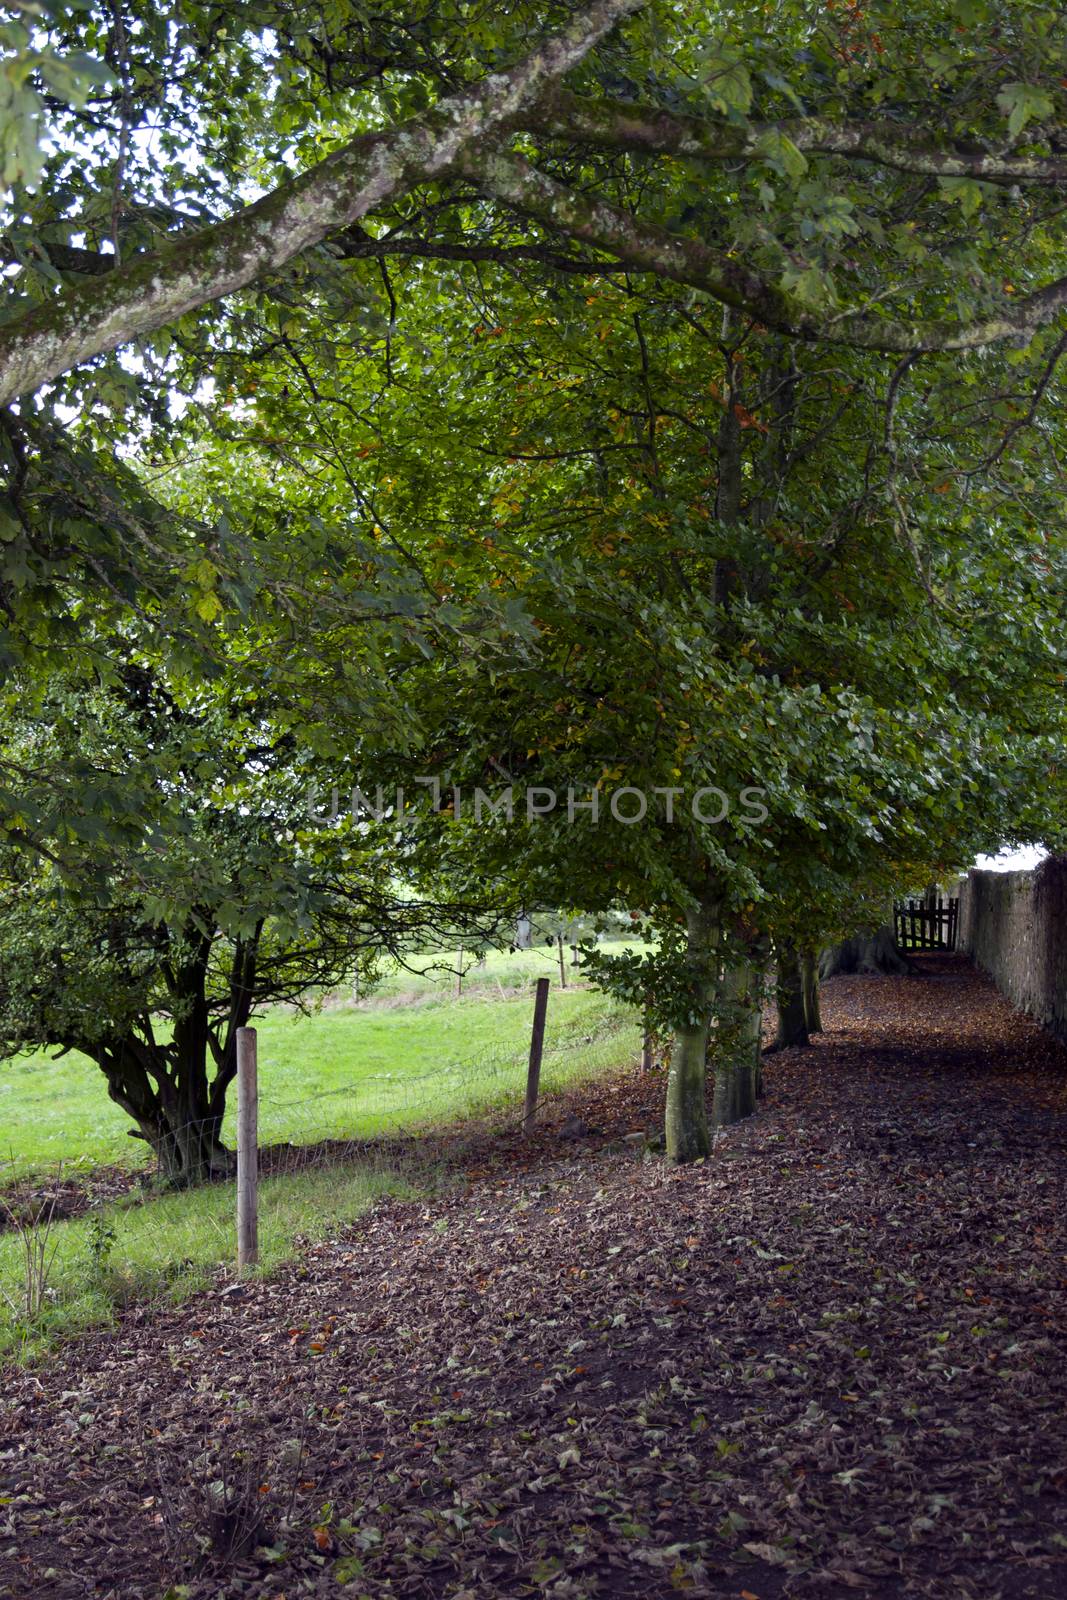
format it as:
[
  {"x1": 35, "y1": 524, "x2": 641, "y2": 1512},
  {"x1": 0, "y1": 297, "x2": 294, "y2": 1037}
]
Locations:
[
  {"x1": 774, "y1": 944, "x2": 811, "y2": 1050},
  {"x1": 800, "y1": 949, "x2": 821, "y2": 1035},
  {"x1": 6, "y1": 0, "x2": 1067, "y2": 417},
  {"x1": 0, "y1": 662, "x2": 501, "y2": 1182},
  {"x1": 257, "y1": 235, "x2": 1067, "y2": 1157},
  {"x1": 6, "y1": 0, "x2": 1067, "y2": 1170}
]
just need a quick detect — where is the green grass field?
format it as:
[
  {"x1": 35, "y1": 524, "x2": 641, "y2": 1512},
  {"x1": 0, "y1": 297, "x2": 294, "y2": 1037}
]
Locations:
[
  {"x1": 3, "y1": 970, "x2": 638, "y2": 1178},
  {"x1": 0, "y1": 954, "x2": 643, "y2": 1360}
]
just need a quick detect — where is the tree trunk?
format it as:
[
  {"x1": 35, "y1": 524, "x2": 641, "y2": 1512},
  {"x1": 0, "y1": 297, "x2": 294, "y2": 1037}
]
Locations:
[
  {"x1": 102, "y1": 1057, "x2": 233, "y2": 1186},
  {"x1": 801, "y1": 948, "x2": 822, "y2": 1033},
  {"x1": 96, "y1": 935, "x2": 249, "y2": 1185},
  {"x1": 713, "y1": 311, "x2": 743, "y2": 611},
  {"x1": 151, "y1": 1112, "x2": 232, "y2": 1186},
  {"x1": 665, "y1": 902, "x2": 717, "y2": 1164},
  {"x1": 86, "y1": 926, "x2": 262, "y2": 1185},
  {"x1": 666, "y1": 1023, "x2": 712, "y2": 1163},
  {"x1": 819, "y1": 924, "x2": 911, "y2": 980},
  {"x1": 745, "y1": 976, "x2": 766, "y2": 1099},
  {"x1": 775, "y1": 943, "x2": 810, "y2": 1048},
  {"x1": 711, "y1": 959, "x2": 763, "y2": 1127}
]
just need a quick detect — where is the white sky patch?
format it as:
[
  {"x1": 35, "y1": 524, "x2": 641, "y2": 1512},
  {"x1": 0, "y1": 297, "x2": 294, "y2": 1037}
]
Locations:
[{"x1": 973, "y1": 844, "x2": 1049, "y2": 873}]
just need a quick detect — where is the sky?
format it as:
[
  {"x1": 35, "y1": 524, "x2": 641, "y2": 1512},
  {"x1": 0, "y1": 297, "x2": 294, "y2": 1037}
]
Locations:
[{"x1": 973, "y1": 845, "x2": 1048, "y2": 873}]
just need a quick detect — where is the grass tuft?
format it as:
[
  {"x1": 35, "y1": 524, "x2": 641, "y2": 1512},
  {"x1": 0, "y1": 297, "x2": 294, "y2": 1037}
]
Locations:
[{"x1": 0, "y1": 1162, "x2": 402, "y2": 1363}]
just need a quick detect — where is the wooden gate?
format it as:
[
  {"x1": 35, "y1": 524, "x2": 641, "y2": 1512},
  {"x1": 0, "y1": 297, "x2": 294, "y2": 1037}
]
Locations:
[{"x1": 893, "y1": 895, "x2": 959, "y2": 951}]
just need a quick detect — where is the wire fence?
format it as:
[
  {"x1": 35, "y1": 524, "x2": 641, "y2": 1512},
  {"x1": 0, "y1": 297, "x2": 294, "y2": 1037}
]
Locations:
[
  {"x1": 267, "y1": 998, "x2": 635, "y2": 1133},
  {"x1": 0, "y1": 995, "x2": 643, "y2": 1353}
]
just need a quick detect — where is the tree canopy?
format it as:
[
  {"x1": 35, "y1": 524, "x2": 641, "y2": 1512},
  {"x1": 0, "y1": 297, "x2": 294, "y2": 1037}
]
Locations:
[
  {"x1": 5, "y1": 0, "x2": 1067, "y2": 413},
  {"x1": 3, "y1": 0, "x2": 1067, "y2": 1163}
]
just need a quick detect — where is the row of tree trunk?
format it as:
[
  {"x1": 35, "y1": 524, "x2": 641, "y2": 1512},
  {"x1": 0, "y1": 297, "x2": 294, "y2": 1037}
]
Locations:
[
  {"x1": 665, "y1": 922, "x2": 906, "y2": 1163},
  {"x1": 773, "y1": 943, "x2": 823, "y2": 1049}
]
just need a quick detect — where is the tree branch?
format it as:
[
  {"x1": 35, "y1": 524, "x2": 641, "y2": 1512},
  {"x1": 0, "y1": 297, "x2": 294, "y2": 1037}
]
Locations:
[
  {"x1": 531, "y1": 90, "x2": 1067, "y2": 185},
  {"x1": 967, "y1": 326, "x2": 1067, "y2": 472},
  {"x1": 461, "y1": 147, "x2": 1067, "y2": 354},
  {"x1": 329, "y1": 225, "x2": 631, "y2": 274},
  {"x1": 0, "y1": 0, "x2": 644, "y2": 406}
]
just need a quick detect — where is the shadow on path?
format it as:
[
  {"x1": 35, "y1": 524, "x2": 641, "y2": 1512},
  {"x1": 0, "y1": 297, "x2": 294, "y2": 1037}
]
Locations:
[{"x1": 2, "y1": 955, "x2": 1065, "y2": 1598}]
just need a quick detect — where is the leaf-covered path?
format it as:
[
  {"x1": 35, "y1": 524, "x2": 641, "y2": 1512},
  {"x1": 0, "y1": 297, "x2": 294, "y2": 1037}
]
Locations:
[{"x1": 2, "y1": 956, "x2": 1066, "y2": 1599}]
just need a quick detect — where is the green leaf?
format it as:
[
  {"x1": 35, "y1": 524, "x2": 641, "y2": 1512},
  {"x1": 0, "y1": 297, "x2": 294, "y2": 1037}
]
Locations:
[
  {"x1": 697, "y1": 48, "x2": 752, "y2": 116},
  {"x1": 781, "y1": 263, "x2": 837, "y2": 309},
  {"x1": 754, "y1": 128, "x2": 808, "y2": 179},
  {"x1": 0, "y1": 496, "x2": 20, "y2": 543},
  {"x1": 333, "y1": 1553, "x2": 365, "y2": 1584},
  {"x1": 938, "y1": 177, "x2": 983, "y2": 220},
  {"x1": 996, "y1": 82, "x2": 1053, "y2": 140}
]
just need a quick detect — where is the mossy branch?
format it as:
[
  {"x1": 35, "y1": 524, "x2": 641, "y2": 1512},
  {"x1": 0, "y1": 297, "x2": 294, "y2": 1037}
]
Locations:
[
  {"x1": 0, "y1": 0, "x2": 644, "y2": 406},
  {"x1": 461, "y1": 146, "x2": 1067, "y2": 354}
]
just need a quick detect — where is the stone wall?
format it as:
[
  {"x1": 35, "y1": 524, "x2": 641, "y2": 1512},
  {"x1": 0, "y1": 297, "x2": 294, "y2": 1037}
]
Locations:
[{"x1": 957, "y1": 858, "x2": 1067, "y2": 1041}]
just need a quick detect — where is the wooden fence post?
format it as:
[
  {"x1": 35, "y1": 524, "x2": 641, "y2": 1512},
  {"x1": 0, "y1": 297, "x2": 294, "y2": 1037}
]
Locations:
[
  {"x1": 524, "y1": 977, "x2": 550, "y2": 1134},
  {"x1": 236, "y1": 1026, "x2": 258, "y2": 1273},
  {"x1": 556, "y1": 932, "x2": 567, "y2": 989}
]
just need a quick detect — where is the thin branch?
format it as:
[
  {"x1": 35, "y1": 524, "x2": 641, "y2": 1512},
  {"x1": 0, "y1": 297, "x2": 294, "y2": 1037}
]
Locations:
[
  {"x1": 532, "y1": 90, "x2": 1067, "y2": 186},
  {"x1": 109, "y1": 0, "x2": 132, "y2": 266},
  {"x1": 330, "y1": 227, "x2": 630, "y2": 274},
  {"x1": 967, "y1": 326, "x2": 1067, "y2": 473}
]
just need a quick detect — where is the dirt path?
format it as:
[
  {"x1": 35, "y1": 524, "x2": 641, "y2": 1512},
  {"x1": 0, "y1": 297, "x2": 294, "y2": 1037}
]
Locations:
[{"x1": 1, "y1": 956, "x2": 1066, "y2": 1599}]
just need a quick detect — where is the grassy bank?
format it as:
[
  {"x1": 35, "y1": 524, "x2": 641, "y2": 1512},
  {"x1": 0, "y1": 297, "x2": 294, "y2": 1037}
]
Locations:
[
  {"x1": 0, "y1": 966, "x2": 642, "y2": 1361},
  {"x1": 0, "y1": 1162, "x2": 402, "y2": 1363},
  {"x1": 3, "y1": 972, "x2": 640, "y2": 1178}
]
